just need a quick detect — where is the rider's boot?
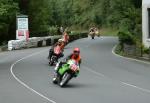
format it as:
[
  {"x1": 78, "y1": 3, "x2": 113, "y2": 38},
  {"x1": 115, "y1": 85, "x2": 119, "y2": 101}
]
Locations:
[{"x1": 53, "y1": 62, "x2": 61, "y2": 81}]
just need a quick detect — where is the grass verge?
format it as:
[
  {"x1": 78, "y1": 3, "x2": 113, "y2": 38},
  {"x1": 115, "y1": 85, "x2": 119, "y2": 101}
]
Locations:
[
  {"x1": 100, "y1": 28, "x2": 118, "y2": 36},
  {"x1": 114, "y1": 44, "x2": 150, "y2": 62}
]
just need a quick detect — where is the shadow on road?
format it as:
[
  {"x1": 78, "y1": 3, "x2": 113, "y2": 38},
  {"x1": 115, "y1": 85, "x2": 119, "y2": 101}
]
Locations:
[{"x1": 62, "y1": 83, "x2": 95, "y2": 89}]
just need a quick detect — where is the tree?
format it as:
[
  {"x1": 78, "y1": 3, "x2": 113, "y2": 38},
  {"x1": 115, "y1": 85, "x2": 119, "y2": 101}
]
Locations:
[
  {"x1": 0, "y1": 0, "x2": 19, "y2": 44},
  {"x1": 0, "y1": 0, "x2": 142, "y2": 44},
  {"x1": 27, "y1": 0, "x2": 50, "y2": 36}
]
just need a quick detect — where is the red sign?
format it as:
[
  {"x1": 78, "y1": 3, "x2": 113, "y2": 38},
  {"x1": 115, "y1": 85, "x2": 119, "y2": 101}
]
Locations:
[
  {"x1": 18, "y1": 30, "x2": 24, "y2": 36},
  {"x1": 26, "y1": 30, "x2": 29, "y2": 41}
]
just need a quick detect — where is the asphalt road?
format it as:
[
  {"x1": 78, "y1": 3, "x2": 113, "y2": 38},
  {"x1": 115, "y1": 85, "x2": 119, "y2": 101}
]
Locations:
[{"x1": 1, "y1": 36, "x2": 150, "y2": 103}]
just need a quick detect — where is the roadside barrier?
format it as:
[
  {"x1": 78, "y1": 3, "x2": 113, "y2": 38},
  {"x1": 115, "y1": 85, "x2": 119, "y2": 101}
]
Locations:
[{"x1": 7, "y1": 32, "x2": 88, "y2": 51}]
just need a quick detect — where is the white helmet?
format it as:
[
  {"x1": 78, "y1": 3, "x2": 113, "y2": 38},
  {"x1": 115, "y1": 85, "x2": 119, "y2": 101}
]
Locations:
[
  {"x1": 58, "y1": 39, "x2": 63, "y2": 42},
  {"x1": 58, "y1": 38, "x2": 65, "y2": 42}
]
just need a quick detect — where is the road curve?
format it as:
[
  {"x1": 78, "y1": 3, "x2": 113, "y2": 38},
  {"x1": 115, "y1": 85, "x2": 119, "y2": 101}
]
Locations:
[{"x1": 1, "y1": 37, "x2": 150, "y2": 103}]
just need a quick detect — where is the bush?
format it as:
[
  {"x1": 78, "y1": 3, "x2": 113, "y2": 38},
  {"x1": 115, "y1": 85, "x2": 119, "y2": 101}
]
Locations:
[
  {"x1": 48, "y1": 26, "x2": 59, "y2": 36},
  {"x1": 70, "y1": 31, "x2": 80, "y2": 35},
  {"x1": 143, "y1": 47, "x2": 150, "y2": 54},
  {"x1": 118, "y1": 31, "x2": 135, "y2": 45}
]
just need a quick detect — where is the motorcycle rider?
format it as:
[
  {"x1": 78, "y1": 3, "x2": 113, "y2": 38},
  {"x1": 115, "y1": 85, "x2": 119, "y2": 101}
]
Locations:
[
  {"x1": 48, "y1": 39, "x2": 64, "y2": 60},
  {"x1": 62, "y1": 31, "x2": 69, "y2": 44},
  {"x1": 89, "y1": 27, "x2": 95, "y2": 39},
  {"x1": 54, "y1": 47, "x2": 81, "y2": 74},
  {"x1": 89, "y1": 27, "x2": 95, "y2": 34}
]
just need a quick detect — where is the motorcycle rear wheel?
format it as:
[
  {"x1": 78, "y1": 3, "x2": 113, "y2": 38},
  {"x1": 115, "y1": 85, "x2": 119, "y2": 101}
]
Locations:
[{"x1": 92, "y1": 36, "x2": 95, "y2": 39}]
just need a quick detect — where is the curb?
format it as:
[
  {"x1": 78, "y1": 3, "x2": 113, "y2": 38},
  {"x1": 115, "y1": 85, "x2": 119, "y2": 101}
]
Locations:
[{"x1": 112, "y1": 45, "x2": 150, "y2": 65}]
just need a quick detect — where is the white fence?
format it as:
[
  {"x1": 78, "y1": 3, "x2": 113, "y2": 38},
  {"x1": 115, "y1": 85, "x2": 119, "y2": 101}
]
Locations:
[
  {"x1": 7, "y1": 32, "x2": 88, "y2": 51},
  {"x1": 8, "y1": 36, "x2": 61, "y2": 51}
]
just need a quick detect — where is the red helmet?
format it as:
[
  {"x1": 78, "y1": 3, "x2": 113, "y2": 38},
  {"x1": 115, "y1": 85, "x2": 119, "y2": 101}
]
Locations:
[{"x1": 73, "y1": 48, "x2": 80, "y2": 54}]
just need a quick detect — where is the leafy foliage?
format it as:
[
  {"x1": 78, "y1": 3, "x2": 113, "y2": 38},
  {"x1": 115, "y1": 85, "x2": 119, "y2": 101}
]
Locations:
[
  {"x1": 0, "y1": 0, "x2": 19, "y2": 44},
  {"x1": 0, "y1": 0, "x2": 142, "y2": 45},
  {"x1": 48, "y1": 26, "x2": 59, "y2": 36},
  {"x1": 118, "y1": 31, "x2": 135, "y2": 45}
]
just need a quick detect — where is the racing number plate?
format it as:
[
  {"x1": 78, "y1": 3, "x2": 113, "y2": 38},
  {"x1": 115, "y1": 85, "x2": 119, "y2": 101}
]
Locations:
[{"x1": 71, "y1": 64, "x2": 78, "y2": 72}]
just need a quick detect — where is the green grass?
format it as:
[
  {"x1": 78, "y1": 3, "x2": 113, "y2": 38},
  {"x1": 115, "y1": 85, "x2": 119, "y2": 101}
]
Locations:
[
  {"x1": 100, "y1": 28, "x2": 118, "y2": 36},
  {"x1": 70, "y1": 27, "x2": 118, "y2": 37}
]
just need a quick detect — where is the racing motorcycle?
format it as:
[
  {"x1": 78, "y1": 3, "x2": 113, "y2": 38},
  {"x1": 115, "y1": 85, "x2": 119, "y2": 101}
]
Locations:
[
  {"x1": 53, "y1": 59, "x2": 80, "y2": 87},
  {"x1": 91, "y1": 33, "x2": 95, "y2": 39},
  {"x1": 89, "y1": 31, "x2": 95, "y2": 39},
  {"x1": 49, "y1": 46, "x2": 63, "y2": 66}
]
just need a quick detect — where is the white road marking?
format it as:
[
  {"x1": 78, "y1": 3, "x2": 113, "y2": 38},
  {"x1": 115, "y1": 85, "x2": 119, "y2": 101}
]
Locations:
[
  {"x1": 111, "y1": 45, "x2": 150, "y2": 93},
  {"x1": 83, "y1": 65, "x2": 105, "y2": 77},
  {"x1": 112, "y1": 45, "x2": 150, "y2": 65},
  {"x1": 84, "y1": 66, "x2": 150, "y2": 93},
  {"x1": 9, "y1": 41, "x2": 150, "y2": 102},
  {"x1": 121, "y1": 82, "x2": 150, "y2": 93},
  {"x1": 84, "y1": 61, "x2": 150, "y2": 94},
  {"x1": 10, "y1": 49, "x2": 56, "y2": 103}
]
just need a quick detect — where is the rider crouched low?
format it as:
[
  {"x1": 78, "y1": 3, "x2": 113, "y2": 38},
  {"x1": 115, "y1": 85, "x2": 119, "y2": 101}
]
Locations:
[
  {"x1": 48, "y1": 39, "x2": 64, "y2": 60},
  {"x1": 54, "y1": 48, "x2": 81, "y2": 75}
]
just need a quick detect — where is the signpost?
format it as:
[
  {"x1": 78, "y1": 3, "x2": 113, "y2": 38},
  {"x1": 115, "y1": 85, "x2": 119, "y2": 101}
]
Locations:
[{"x1": 16, "y1": 15, "x2": 29, "y2": 41}]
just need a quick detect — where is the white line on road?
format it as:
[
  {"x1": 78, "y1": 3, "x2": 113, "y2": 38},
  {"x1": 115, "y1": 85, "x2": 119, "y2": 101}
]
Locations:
[
  {"x1": 83, "y1": 65, "x2": 105, "y2": 77},
  {"x1": 111, "y1": 45, "x2": 150, "y2": 93},
  {"x1": 121, "y1": 82, "x2": 150, "y2": 93},
  {"x1": 112, "y1": 45, "x2": 150, "y2": 65},
  {"x1": 10, "y1": 49, "x2": 56, "y2": 103},
  {"x1": 84, "y1": 61, "x2": 150, "y2": 94}
]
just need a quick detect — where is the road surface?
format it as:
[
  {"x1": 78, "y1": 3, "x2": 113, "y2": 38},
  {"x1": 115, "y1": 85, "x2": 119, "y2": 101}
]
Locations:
[{"x1": 1, "y1": 36, "x2": 150, "y2": 103}]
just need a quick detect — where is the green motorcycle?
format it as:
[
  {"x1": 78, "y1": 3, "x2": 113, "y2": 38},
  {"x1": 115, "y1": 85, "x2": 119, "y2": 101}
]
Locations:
[{"x1": 53, "y1": 59, "x2": 80, "y2": 87}]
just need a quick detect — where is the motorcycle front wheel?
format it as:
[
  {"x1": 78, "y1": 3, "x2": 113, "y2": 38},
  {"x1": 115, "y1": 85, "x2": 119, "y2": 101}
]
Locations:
[
  {"x1": 59, "y1": 72, "x2": 71, "y2": 87},
  {"x1": 53, "y1": 73, "x2": 58, "y2": 84}
]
